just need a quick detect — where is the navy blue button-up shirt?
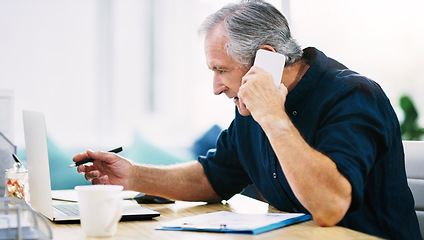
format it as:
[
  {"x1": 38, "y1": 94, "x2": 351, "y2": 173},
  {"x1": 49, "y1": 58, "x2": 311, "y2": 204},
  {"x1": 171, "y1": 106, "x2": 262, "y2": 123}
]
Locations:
[{"x1": 198, "y1": 48, "x2": 421, "y2": 239}]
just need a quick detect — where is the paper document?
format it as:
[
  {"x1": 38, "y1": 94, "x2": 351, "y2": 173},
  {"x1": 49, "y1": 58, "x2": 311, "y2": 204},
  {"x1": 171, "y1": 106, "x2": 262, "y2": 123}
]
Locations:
[{"x1": 156, "y1": 211, "x2": 311, "y2": 235}]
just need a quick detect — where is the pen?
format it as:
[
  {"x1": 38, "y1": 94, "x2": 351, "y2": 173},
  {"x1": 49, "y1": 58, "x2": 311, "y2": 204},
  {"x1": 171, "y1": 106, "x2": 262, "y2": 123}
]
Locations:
[
  {"x1": 12, "y1": 154, "x2": 22, "y2": 164},
  {"x1": 68, "y1": 147, "x2": 123, "y2": 168}
]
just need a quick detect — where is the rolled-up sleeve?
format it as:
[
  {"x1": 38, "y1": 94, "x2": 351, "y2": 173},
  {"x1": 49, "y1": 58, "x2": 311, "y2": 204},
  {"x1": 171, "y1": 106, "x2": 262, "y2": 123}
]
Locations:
[
  {"x1": 315, "y1": 82, "x2": 391, "y2": 211},
  {"x1": 198, "y1": 121, "x2": 252, "y2": 200}
]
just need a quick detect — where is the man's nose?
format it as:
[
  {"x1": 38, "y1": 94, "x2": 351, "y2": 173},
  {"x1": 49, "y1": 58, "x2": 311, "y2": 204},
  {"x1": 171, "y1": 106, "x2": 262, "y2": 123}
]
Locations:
[{"x1": 213, "y1": 74, "x2": 226, "y2": 95}]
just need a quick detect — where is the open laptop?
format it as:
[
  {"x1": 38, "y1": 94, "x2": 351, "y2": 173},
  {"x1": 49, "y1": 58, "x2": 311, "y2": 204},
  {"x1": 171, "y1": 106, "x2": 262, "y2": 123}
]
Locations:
[{"x1": 22, "y1": 110, "x2": 160, "y2": 222}]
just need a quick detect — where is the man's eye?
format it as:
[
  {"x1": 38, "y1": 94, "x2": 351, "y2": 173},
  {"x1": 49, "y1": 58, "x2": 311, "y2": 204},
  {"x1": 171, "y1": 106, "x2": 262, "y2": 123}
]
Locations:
[
  {"x1": 216, "y1": 68, "x2": 226, "y2": 74},
  {"x1": 212, "y1": 67, "x2": 225, "y2": 74}
]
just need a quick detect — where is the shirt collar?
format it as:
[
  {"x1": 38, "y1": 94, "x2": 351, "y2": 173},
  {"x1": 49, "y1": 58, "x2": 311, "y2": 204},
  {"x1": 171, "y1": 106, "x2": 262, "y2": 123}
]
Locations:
[{"x1": 285, "y1": 47, "x2": 328, "y2": 109}]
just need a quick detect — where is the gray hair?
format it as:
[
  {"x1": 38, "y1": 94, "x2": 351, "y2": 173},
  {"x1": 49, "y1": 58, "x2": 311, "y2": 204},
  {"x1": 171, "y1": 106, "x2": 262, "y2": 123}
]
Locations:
[{"x1": 199, "y1": 0, "x2": 302, "y2": 67}]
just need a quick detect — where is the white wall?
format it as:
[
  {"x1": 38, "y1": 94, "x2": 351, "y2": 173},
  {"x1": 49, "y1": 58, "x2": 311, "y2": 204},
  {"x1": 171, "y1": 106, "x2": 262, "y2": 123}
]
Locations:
[
  {"x1": 0, "y1": 0, "x2": 98, "y2": 149},
  {"x1": 0, "y1": 0, "x2": 239, "y2": 154},
  {"x1": 0, "y1": 90, "x2": 14, "y2": 141},
  {"x1": 290, "y1": 0, "x2": 424, "y2": 124}
]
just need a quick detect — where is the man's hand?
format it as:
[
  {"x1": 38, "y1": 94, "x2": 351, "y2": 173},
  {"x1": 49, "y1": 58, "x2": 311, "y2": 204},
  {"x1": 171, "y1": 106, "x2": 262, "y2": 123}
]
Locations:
[
  {"x1": 238, "y1": 66, "x2": 288, "y2": 125},
  {"x1": 73, "y1": 150, "x2": 135, "y2": 190}
]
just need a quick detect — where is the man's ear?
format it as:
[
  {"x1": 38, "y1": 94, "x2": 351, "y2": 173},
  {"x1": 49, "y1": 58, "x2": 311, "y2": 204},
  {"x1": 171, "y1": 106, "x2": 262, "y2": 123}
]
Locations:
[{"x1": 259, "y1": 45, "x2": 276, "y2": 52}]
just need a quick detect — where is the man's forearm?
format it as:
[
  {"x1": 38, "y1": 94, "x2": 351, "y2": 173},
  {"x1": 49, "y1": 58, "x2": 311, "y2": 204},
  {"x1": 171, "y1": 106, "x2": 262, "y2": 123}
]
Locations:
[
  {"x1": 130, "y1": 161, "x2": 221, "y2": 202},
  {"x1": 261, "y1": 115, "x2": 352, "y2": 226}
]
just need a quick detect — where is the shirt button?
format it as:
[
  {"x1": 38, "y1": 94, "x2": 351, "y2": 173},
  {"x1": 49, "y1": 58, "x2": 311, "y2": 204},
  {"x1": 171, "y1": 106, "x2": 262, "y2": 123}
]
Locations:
[
  {"x1": 292, "y1": 110, "x2": 297, "y2": 116},
  {"x1": 273, "y1": 173, "x2": 277, "y2": 179}
]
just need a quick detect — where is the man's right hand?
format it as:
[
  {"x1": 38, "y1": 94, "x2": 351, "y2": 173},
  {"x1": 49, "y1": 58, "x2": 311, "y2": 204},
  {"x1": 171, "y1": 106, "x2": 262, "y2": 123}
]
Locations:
[{"x1": 72, "y1": 150, "x2": 135, "y2": 190}]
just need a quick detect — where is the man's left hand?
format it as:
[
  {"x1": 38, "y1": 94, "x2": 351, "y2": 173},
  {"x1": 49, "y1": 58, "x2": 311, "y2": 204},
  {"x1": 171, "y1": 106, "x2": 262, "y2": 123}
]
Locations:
[{"x1": 238, "y1": 66, "x2": 288, "y2": 124}]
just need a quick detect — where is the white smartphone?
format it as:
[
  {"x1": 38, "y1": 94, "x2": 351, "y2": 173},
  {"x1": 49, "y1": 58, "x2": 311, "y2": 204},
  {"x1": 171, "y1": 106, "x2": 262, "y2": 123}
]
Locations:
[{"x1": 253, "y1": 49, "x2": 286, "y2": 86}]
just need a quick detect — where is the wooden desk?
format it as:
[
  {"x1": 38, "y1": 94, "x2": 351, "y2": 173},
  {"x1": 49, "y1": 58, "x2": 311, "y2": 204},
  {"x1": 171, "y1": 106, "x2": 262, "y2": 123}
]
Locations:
[{"x1": 51, "y1": 194, "x2": 382, "y2": 240}]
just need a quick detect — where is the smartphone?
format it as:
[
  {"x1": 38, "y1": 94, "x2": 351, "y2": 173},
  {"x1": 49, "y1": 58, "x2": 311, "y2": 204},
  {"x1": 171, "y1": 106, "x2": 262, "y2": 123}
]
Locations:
[{"x1": 253, "y1": 49, "x2": 286, "y2": 86}]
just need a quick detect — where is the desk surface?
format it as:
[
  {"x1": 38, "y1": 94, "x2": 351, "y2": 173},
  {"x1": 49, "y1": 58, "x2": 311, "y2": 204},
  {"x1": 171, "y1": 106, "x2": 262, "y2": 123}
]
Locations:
[{"x1": 51, "y1": 194, "x2": 382, "y2": 240}]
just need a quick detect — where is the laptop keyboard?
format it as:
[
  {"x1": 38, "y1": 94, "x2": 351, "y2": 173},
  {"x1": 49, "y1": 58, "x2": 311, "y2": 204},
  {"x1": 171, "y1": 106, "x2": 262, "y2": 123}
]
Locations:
[{"x1": 54, "y1": 204, "x2": 79, "y2": 217}]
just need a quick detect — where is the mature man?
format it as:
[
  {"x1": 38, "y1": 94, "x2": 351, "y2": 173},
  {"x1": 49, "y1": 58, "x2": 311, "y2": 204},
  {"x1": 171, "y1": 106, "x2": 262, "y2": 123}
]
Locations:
[{"x1": 73, "y1": 1, "x2": 421, "y2": 239}]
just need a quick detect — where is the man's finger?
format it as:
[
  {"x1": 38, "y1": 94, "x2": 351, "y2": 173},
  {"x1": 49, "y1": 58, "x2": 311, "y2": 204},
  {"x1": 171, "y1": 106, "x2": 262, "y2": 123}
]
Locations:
[
  {"x1": 72, "y1": 152, "x2": 89, "y2": 163},
  {"x1": 86, "y1": 149, "x2": 119, "y2": 163},
  {"x1": 85, "y1": 170, "x2": 100, "y2": 181},
  {"x1": 92, "y1": 175, "x2": 109, "y2": 185}
]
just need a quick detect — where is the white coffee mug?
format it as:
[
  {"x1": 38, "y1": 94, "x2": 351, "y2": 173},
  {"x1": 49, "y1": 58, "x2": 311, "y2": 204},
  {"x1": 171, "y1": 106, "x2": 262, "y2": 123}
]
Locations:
[{"x1": 75, "y1": 185, "x2": 123, "y2": 237}]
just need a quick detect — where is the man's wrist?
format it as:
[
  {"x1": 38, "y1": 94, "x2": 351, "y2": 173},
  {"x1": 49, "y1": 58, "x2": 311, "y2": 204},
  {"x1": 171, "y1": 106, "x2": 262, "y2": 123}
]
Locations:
[
  {"x1": 259, "y1": 112, "x2": 292, "y2": 134},
  {"x1": 128, "y1": 163, "x2": 142, "y2": 191}
]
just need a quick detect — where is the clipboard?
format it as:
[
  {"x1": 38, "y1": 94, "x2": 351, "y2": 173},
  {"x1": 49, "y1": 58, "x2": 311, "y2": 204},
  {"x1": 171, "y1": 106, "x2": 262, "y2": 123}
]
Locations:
[{"x1": 156, "y1": 211, "x2": 311, "y2": 235}]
